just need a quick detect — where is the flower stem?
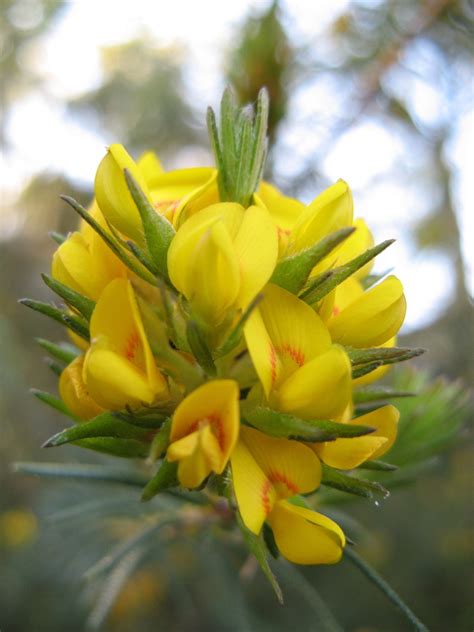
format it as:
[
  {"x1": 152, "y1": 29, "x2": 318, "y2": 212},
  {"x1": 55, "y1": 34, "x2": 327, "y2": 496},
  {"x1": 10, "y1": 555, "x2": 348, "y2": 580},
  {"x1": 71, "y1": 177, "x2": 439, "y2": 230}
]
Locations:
[{"x1": 344, "y1": 547, "x2": 429, "y2": 631}]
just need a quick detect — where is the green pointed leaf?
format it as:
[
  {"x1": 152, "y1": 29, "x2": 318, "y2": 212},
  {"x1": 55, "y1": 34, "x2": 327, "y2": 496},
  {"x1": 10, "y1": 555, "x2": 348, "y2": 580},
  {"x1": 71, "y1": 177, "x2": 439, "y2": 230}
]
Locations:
[
  {"x1": 353, "y1": 387, "x2": 415, "y2": 404},
  {"x1": 352, "y1": 361, "x2": 383, "y2": 380},
  {"x1": 148, "y1": 418, "x2": 172, "y2": 461},
  {"x1": 36, "y1": 338, "x2": 79, "y2": 364},
  {"x1": 124, "y1": 169, "x2": 175, "y2": 279},
  {"x1": 215, "y1": 293, "x2": 263, "y2": 358},
  {"x1": 245, "y1": 407, "x2": 375, "y2": 442},
  {"x1": 186, "y1": 320, "x2": 216, "y2": 376},
  {"x1": 271, "y1": 227, "x2": 355, "y2": 294},
  {"x1": 13, "y1": 461, "x2": 149, "y2": 487},
  {"x1": 74, "y1": 437, "x2": 150, "y2": 458},
  {"x1": 60, "y1": 195, "x2": 156, "y2": 285},
  {"x1": 113, "y1": 411, "x2": 168, "y2": 429},
  {"x1": 301, "y1": 239, "x2": 395, "y2": 304},
  {"x1": 248, "y1": 88, "x2": 269, "y2": 194},
  {"x1": 45, "y1": 358, "x2": 63, "y2": 377},
  {"x1": 236, "y1": 513, "x2": 283, "y2": 604},
  {"x1": 347, "y1": 346, "x2": 425, "y2": 367},
  {"x1": 31, "y1": 389, "x2": 75, "y2": 418},
  {"x1": 19, "y1": 298, "x2": 90, "y2": 341},
  {"x1": 43, "y1": 412, "x2": 151, "y2": 448},
  {"x1": 49, "y1": 231, "x2": 66, "y2": 245},
  {"x1": 358, "y1": 460, "x2": 398, "y2": 472},
  {"x1": 141, "y1": 459, "x2": 179, "y2": 501},
  {"x1": 41, "y1": 273, "x2": 96, "y2": 320},
  {"x1": 321, "y1": 464, "x2": 389, "y2": 500}
]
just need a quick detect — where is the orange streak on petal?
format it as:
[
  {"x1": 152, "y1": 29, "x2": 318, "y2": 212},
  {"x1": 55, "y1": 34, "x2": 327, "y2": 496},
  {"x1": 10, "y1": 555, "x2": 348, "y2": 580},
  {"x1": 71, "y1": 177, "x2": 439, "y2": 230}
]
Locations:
[
  {"x1": 261, "y1": 479, "x2": 273, "y2": 517},
  {"x1": 269, "y1": 343, "x2": 278, "y2": 387},
  {"x1": 124, "y1": 331, "x2": 140, "y2": 360},
  {"x1": 268, "y1": 470, "x2": 299, "y2": 495},
  {"x1": 281, "y1": 343, "x2": 305, "y2": 367}
]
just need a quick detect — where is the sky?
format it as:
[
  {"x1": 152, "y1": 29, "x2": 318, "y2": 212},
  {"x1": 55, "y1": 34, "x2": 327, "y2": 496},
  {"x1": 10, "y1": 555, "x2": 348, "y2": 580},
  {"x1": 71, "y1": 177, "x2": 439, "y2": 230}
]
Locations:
[{"x1": 1, "y1": 0, "x2": 472, "y2": 331}]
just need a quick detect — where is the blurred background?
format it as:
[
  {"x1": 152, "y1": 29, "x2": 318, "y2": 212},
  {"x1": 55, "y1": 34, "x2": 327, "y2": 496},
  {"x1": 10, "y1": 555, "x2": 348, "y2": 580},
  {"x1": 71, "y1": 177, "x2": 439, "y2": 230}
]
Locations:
[{"x1": 0, "y1": 0, "x2": 472, "y2": 630}]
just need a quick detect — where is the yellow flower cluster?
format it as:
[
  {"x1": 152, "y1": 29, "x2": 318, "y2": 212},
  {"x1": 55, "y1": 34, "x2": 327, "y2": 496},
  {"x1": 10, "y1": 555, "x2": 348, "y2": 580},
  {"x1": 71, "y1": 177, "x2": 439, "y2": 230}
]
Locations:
[{"x1": 48, "y1": 142, "x2": 407, "y2": 566}]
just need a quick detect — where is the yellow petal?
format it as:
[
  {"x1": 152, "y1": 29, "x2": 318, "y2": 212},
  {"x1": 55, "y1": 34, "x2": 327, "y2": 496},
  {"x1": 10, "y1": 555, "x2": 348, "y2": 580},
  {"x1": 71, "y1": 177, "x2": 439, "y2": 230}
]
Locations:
[
  {"x1": 88, "y1": 278, "x2": 168, "y2": 404},
  {"x1": 313, "y1": 436, "x2": 387, "y2": 470},
  {"x1": 268, "y1": 500, "x2": 345, "y2": 565},
  {"x1": 328, "y1": 276, "x2": 407, "y2": 347},
  {"x1": 231, "y1": 438, "x2": 277, "y2": 534},
  {"x1": 170, "y1": 380, "x2": 240, "y2": 473},
  {"x1": 168, "y1": 425, "x2": 222, "y2": 488},
  {"x1": 287, "y1": 180, "x2": 353, "y2": 255},
  {"x1": 137, "y1": 151, "x2": 164, "y2": 185},
  {"x1": 313, "y1": 404, "x2": 399, "y2": 468},
  {"x1": 59, "y1": 355, "x2": 104, "y2": 420},
  {"x1": 244, "y1": 284, "x2": 332, "y2": 397},
  {"x1": 276, "y1": 345, "x2": 352, "y2": 420},
  {"x1": 94, "y1": 144, "x2": 150, "y2": 243},
  {"x1": 255, "y1": 182, "x2": 305, "y2": 254},
  {"x1": 233, "y1": 205, "x2": 278, "y2": 309},
  {"x1": 83, "y1": 347, "x2": 160, "y2": 409},
  {"x1": 167, "y1": 204, "x2": 242, "y2": 324},
  {"x1": 240, "y1": 426, "x2": 321, "y2": 499}
]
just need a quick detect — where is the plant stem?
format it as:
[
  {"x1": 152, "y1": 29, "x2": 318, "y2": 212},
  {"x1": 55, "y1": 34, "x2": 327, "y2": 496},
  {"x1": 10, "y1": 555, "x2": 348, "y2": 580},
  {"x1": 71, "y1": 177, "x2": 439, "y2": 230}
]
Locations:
[{"x1": 344, "y1": 547, "x2": 429, "y2": 631}]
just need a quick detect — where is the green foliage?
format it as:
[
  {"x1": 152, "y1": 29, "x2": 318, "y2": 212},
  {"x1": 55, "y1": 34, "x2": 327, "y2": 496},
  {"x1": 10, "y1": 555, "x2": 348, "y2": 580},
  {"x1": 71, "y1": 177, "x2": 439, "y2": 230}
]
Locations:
[{"x1": 245, "y1": 407, "x2": 376, "y2": 441}]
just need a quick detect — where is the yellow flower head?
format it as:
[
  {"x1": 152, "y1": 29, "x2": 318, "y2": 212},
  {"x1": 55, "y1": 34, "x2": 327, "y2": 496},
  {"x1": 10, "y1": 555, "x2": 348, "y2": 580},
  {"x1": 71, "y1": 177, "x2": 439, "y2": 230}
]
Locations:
[
  {"x1": 167, "y1": 380, "x2": 240, "y2": 488},
  {"x1": 84, "y1": 278, "x2": 169, "y2": 410},
  {"x1": 167, "y1": 202, "x2": 278, "y2": 326}
]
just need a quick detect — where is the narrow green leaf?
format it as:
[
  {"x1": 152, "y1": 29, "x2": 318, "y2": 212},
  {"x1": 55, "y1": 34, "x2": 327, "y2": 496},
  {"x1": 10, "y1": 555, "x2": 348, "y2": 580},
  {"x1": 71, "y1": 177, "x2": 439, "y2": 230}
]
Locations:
[
  {"x1": 126, "y1": 239, "x2": 156, "y2": 273},
  {"x1": 60, "y1": 195, "x2": 156, "y2": 285},
  {"x1": 301, "y1": 239, "x2": 395, "y2": 304},
  {"x1": 113, "y1": 411, "x2": 168, "y2": 429},
  {"x1": 358, "y1": 460, "x2": 398, "y2": 472},
  {"x1": 352, "y1": 361, "x2": 383, "y2": 380},
  {"x1": 45, "y1": 358, "x2": 63, "y2": 376},
  {"x1": 42, "y1": 273, "x2": 96, "y2": 320},
  {"x1": 124, "y1": 169, "x2": 175, "y2": 279},
  {"x1": 49, "y1": 231, "x2": 66, "y2": 245},
  {"x1": 248, "y1": 87, "x2": 269, "y2": 194},
  {"x1": 347, "y1": 346, "x2": 426, "y2": 366},
  {"x1": 236, "y1": 513, "x2": 283, "y2": 604},
  {"x1": 13, "y1": 461, "x2": 149, "y2": 486},
  {"x1": 75, "y1": 437, "x2": 150, "y2": 458},
  {"x1": 245, "y1": 407, "x2": 375, "y2": 442},
  {"x1": 186, "y1": 320, "x2": 216, "y2": 376},
  {"x1": 322, "y1": 464, "x2": 390, "y2": 500},
  {"x1": 19, "y1": 298, "x2": 90, "y2": 341},
  {"x1": 36, "y1": 338, "x2": 79, "y2": 364},
  {"x1": 263, "y1": 523, "x2": 280, "y2": 560},
  {"x1": 360, "y1": 271, "x2": 390, "y2": 290},
  {"x1": 271, "y1": 227, "x2": 355, "y2": 294},
  {"x1": 31, "y1": 389, "x2": 75, "y2": 418},
  {"x1": 353, "y1": 387, "x2": 415, "y2": 404},
  {"x1": 42, "y1": 412, "x2": 151, "y2": 447},
  {"x1": 141, "y1": 459, "x2": 179, "y2": 501},
  {"x1": 148, "y1": 418, "x2": 172, "y2": 461},
  {"x1": 344, "y1": 548, "x2": 429, "y2": 631},
  {"x1": 215, "y1": 293, "x2": 263, "y2": 358},
  {"x1": 234, "y1": 114, "x2": 254, "y2": 206}
]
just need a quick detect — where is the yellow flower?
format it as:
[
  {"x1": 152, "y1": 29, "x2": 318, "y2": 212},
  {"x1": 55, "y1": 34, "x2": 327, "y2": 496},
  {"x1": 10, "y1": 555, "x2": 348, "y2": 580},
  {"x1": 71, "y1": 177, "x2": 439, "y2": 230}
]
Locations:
[
  {"x1": 311, "y1": 405, "x2": 400, "y2": 469},
  {"x1": 254, "y1": 182, "x2": 305, "y2": 253},
  {"x1": 323, "y1": 275, "x2": 407, "y2": 348},
  {"x1": 244, "y1": 284, "x2": 352, "y2": 420},
  {"x1": 52, "y1": 208, "x2": 126, "y2": 302},
  {"x1": 95, "y1": 144, "x2": 151, "y2": 243},
  {"x1": 59, "y1": 354, "x2": 104, "y2": 420},
  {"x1": 167, "y1": 380, "x2": 240, "y2": 488},
  {"x1": 167, "y1": 202, "x2": 278, "y2": 326},
  {"x1": 83, "y1": 278, "x2": 169, "y2": 410},
  {"x1": 232, "y1": 426, "x2": 345, "y2": 564}
]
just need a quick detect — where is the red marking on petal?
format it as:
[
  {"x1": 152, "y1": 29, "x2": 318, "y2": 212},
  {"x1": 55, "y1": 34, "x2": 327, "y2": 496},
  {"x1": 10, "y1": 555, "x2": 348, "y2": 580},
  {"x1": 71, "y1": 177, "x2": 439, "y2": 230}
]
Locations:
[
  {"x1": 261, "y1": 479, "x2": 272, "y2": 516},
  {"x1": 281, "y1": 343, "x2": 305, "y2": 367},
  {"x1": 189, "y1": 414, "x2": 225, "y2": 451},
  {"x1": 277, "y1": 226, "x2": 291, "y2": 238},
  {"x1": 269, "y1": 343, "x2": 278, "y2": 386},
  {"x1": 124, "y1": 331, "x2": 140, "y2": 361},
  {"x1": 332, "y1": 306, "x2": 340, "y2": 317},
  {"x1": 268, "y1": 470, "x2": 299, "y2": 495}
]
